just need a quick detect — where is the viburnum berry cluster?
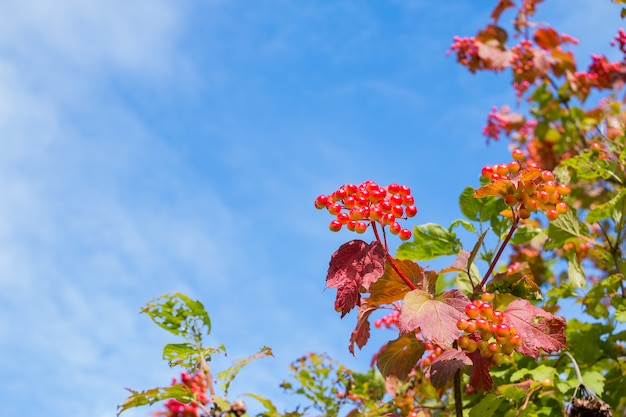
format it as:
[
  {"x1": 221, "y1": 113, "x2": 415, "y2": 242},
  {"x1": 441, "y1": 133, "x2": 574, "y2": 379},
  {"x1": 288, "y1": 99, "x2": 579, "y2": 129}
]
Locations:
[
  {"x1": 478, "y1": 149, "x2": 570, "y2": 221},
  {"x1": 420, "y1": 341, "x2": 444, "y2": 367},
  {"x1": 373, "y1": 310, "x2": 400, "y2": 329},
  {"x1": 157, "y1": 372, "x2": 209, "y2": 417},
  {"x1": 315, "y1": 180, "x2": 417, "y2": 240},
  {"x1": 456, "y1": 294, "x2": 522, "y2": 367}
]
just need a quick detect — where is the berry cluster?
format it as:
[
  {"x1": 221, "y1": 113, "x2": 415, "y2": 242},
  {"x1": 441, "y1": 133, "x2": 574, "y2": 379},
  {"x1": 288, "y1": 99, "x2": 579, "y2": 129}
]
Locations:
[
  {"x1": 315, "y1": 181, "x2": 417, "y2": 240},
  {"x1": 420, "y1": 341, "x2": 443, "y2": 367},
  {"x1": 456, "y1": 293, "x2": 522, "y2": 366},
  {"x1": 161, "y1": 372, "x2": 209, "y2": 417},
  {"x1": 480, "y1": 150, "x2": 571, "y2": 221},
  {"x1": 373, "y1": 310, "x2": 400, "y2": 329}
]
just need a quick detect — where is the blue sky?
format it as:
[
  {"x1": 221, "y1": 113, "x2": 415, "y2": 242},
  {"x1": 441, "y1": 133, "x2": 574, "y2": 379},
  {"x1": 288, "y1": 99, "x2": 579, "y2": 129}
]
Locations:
[{"x1": 0, "y1": 1, "x2": 622, "y2": 416}]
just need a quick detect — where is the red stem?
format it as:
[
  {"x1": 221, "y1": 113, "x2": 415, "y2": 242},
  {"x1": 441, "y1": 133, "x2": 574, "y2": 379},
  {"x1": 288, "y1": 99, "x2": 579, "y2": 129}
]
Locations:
[
  {"x1": 476, "y1": 213, "x2": 520, "y2": 295},
  {"x1": 371, "y1": 222, "x2": 417, "y2": 291}
]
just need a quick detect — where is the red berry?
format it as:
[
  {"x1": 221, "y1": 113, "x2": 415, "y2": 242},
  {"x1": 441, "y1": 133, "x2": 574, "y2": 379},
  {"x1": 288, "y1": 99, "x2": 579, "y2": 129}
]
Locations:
[
  {"x1": 329, "y1": 220, "x2": 342, "y2": 232},
  {"x1": 481, "y1": 165, "x2": 494, "y2": 178},
  {"x1": 541, "y1": 170, "x2": 555, "y2": 181},
  {"x1": 391, "y1": 205, "x2": 404, "y2": 217},
  {"x1": 314, "y1": 195, "x2": 328, "y2": 209},
  {"x1": 398, "y1": 185, "x2": 411, "y2": 196},
  {"x1": 399, "y1": 228, "x2": 412, "y2": 241},
  {"x1": 405, "y1": 205, "x2": 418, "y2": 217},
  {"x1": 403, "y1": 195, "x2": 415, "y2": 206},
  {"x1": 457, "y1": 319, "x2": 469, "y2": 331},
  {"x1": 387, "y1": 183, "x2": 400, "y2": 194},
  {"x1": 495, "y1": 323, "x2": 510, "y2": 337},
  {"x1": 389, "y1": 222, "x2": 401, "y2": 235},
  {"x1": 355, "y1": 222, "x2": 367, "y2": 234},
  {"x1": 465, "y1": 303, "x2": 479, "y2": 319},
  {"x1": 546, "y1": 209, "x2": 558, "y2": 221}
]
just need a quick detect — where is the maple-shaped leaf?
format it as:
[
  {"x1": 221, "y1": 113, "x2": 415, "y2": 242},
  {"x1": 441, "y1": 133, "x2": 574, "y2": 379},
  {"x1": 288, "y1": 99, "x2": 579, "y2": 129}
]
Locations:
[
  {"x1": 430, "y1": 349, "x2": 471, "y2": 389},
  {"x1": 327, "y1": 240, "x2": 385, "y2": 317},
  {"x1": 468, "y1": 349, "x2": 494, "y2": 392},
  {"x1": 477, "y1": 41, "x2": 514, "y2": 70},
  {"x1": 369, "y1": 259, "x2": 433, "y2": 305},
  {"x1": 534, "y1": 27, "x2": 561, "y2": 50},
  {"x1": 376, "y1": 334, "x2": 425, "y2": 380},
  {"x1": 474, "y1": 180, "x2": 511, "y2": 199},
  {"x1": 349, "y1": 299, "x2": 378, "y2": 355},
  {"x1": 490, "y1": 0, "x2": 514, "y2": 22},
  {"x1": 504, "y1": 298, "x2": 567, "y2": 358},
  {"x1": 399, "y1": 289, "x2": 470, "y2": 348}
]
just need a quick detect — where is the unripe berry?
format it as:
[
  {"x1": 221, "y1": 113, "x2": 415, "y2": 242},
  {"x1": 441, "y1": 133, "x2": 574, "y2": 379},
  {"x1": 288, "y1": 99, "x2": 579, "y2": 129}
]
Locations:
[
  {"x1": 457, "y1": 319, "x2": 469, "y2": 331},
  {"x1": 541, "y1": 378, "x2": 554, "y2": 388},
  {"x1": 556, "y1": 202, "x2": 568, "y2": 214},
  {"x1": 458, "y1": 335, "x2": 470, "y2": 348},
  {"x1": 512, "y1": 149, "x2": 525, "y2": 161},
  {"x1": 466, "y1": 339, "x2": 478, "y2": 353},
  {"x1": 492, "y1": 353, "x2": 506, "y2": 366},
  {"x1": 481, "y1": 293, "x2": 494, "y2": 302},
  {"x1": 465, "y1": 321, "x2": 477, "y2": 333}
]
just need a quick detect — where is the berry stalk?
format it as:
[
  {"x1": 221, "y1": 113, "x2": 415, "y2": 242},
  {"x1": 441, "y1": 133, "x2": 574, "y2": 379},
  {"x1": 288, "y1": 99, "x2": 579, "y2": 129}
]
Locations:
[{"x1": 372, "y1": 222, "x2": 417, "y2": 291}]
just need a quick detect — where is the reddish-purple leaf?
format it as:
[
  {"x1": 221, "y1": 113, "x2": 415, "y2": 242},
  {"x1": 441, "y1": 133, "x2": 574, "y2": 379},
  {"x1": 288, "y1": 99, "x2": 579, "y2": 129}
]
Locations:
[
  {"x1": 376, "y1": 334, "x2": 425, "y2": 380},
  {"x1": 468, "y1": 349, "x2": 493, "y2": 392},
  {"x1": 430, "y1": 349, "x2": 471, "y2": 389},
  {"x1": 349, "y1": 300, "x2": 377, "y2": 355},
  {"x1": 327, "y1": 240, "x2": 385, "y2": 317},
  {"x1": 326, "y1": 240, "x2": 385, "y2": 291},
  {"x1": 335, "y1": 279, "x2": 360, "y2": 318},
  {"x1": 504, "y1": 298, "x2": 567, "y2": 358},
  {"x1": 399, "y1": 289, "x2": 470, "y2": 348}
]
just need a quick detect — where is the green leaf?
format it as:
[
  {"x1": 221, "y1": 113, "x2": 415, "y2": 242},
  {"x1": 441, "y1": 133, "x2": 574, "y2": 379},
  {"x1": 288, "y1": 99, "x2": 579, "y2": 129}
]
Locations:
[
  {"x1": 245, "y1": 393, "x2": 280, "y2": 415},
  {"x1": 450, "y1": 218, "x2": 477, "y2": 232},
  {"x1": 396, "y1": 223, "x2": 462, "y2": 261},
  {"x1": 216, "y1": 346, "x2": 273, "y2": 396},
  {"x1": 469, "y1": 393, "x2": 503, "y2": 417},
  {"x1": 163, "y1": 343, "x2": 225, "y2": 370},
  {"x1": 117, "y1": 385, "x2": 194, "y2": 415},
  {"x1": 529, "y1": 365, "x2": 557, "y2": 383},
  {"x1": 141, "y1": 293, "x2": 211, "y2": 341},
  {"x1": 497, "y1": 384, "x2": 527, "y2": 402},
  {"x1": 582, "y1": 370, "x2": 605, "y2": 395},
  {"x1": 557, "y1": 151, "x2": 622, "y2": 183},
  {"x1": 545, "y1": 207, "x2": 588, "y2": 250},
  {"x1": 510, "y1": 224, "x2": 542, "y2": 245},
  {"x1": 376, "y1": 333, "x2": 425, "y2": 380},
  {"x1": 586, "y1": 188, "x2": 626, "y2": 224},
  {"x1": 566, "y1": 251, "x2": 586, "y2": 288}
]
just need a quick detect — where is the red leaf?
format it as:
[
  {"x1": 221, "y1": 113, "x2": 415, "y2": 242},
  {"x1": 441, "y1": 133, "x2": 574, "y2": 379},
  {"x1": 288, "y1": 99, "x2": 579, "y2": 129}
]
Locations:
[
  {"x1": 376, "y1": 334, "x2": 425, "y2": 380},
  {"x1": 335, "y1": 280, "x2": 360, "y2": 318},
  {"x1": 430, "y1": 349, "x2": 471, "y2": 389},
  {"x1": 504, "y1": 298, "x2": 567, "y2": 358},
  {"x1": 369, "y1": 259, "x2": 432, "y2": 305},
  {"x1": 491, "y1": 0, "x2": 514, "y2": 22},
  {"x1": 534, "y1": 27, "x2": 561, "y2": 50},
  {"x1": 349, "y1": 300, "x2": 377, "y2": 355},
  {"x1": 326, "y1": 240, "x2": 385, "y2": 291},
  {"x1": 468, "y1": 349, "x2": 493, "y2": 392},
  {"x1": 327, "y1": 240, "x2": 385, "y2": 317},
  {"x1": 399, "y1": 289, "x2": 470, "y2": 348}
]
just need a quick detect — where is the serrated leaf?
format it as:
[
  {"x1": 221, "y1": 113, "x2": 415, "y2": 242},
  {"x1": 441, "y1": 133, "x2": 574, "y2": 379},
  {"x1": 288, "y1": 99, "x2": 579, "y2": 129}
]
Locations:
[
  {"x1": 396, "y1": 223, "x2": 462, "y2": 261},
  {"x1": 399, "y1": 289, "x2": 470, "y2": 348},
  {"x1": 141, "y1": 293, "x2": 211, "y2": 341},
  {"x1": 468, "y1": 349, "x2": 494, "y2": 392},
  {"x1": 327, "y1": 240, "x2": 385, "y2": 317},
  {"x1": 369, "y1": 259, "x2": 428, "y2": 305},
  {"x1": 504, "y1": 299, "x2": 567, "y2": 358},
  {"x1": 497, "y1": 382, "x2": 530, "y2": 402},
  {"x1": 586, "y1": 188, "x2": 626, "y2": 224},
  {"x1": 474, "y1": 181, "x2": 510, "y2": 199},
  {"x1": 215, "y1": 346, "x2": 273, "y2": 396},
  {"x1": 469, "y1": 393, "x2": 502, "y2": 417},
  {"x1": 566, "y1": 250, "x2": 586, "y2": 288},
  {"x1": 450, "y1": 218, "x2": 477, "y2": 232},
  {"x1": 545, "y1": 207, "x2": 588, "y2": 250},
  {"x1": 429, "y1": 349, "x2": 471, "y2": 389},
  {"x1": 510, "y1": 224, "x2": 542, "y2": 245},
  {"x1": 349, "y1": 300, "x2": 377, "y2": 355},
  {"x1": 557, "y1": 151, "x2": 622, "y2": 182},
  {"x1": 582, "y1": 370, "x2": 605, "y2": 395},
  {"x1": 118, "y1": 385, "x2": 194, "y2": 415},
  {"x1": 486, "y1": 270, "x2": 542, "y2": 300},
  {"x1": 376, "y1": 334, "x2": 425, "y2": 380},
  {"x1": 162, "y1": 343, "x2": 225, "y2": 370},
  {"x1": 244, "y1": 393, "x2": 279, "y2": 414}
]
